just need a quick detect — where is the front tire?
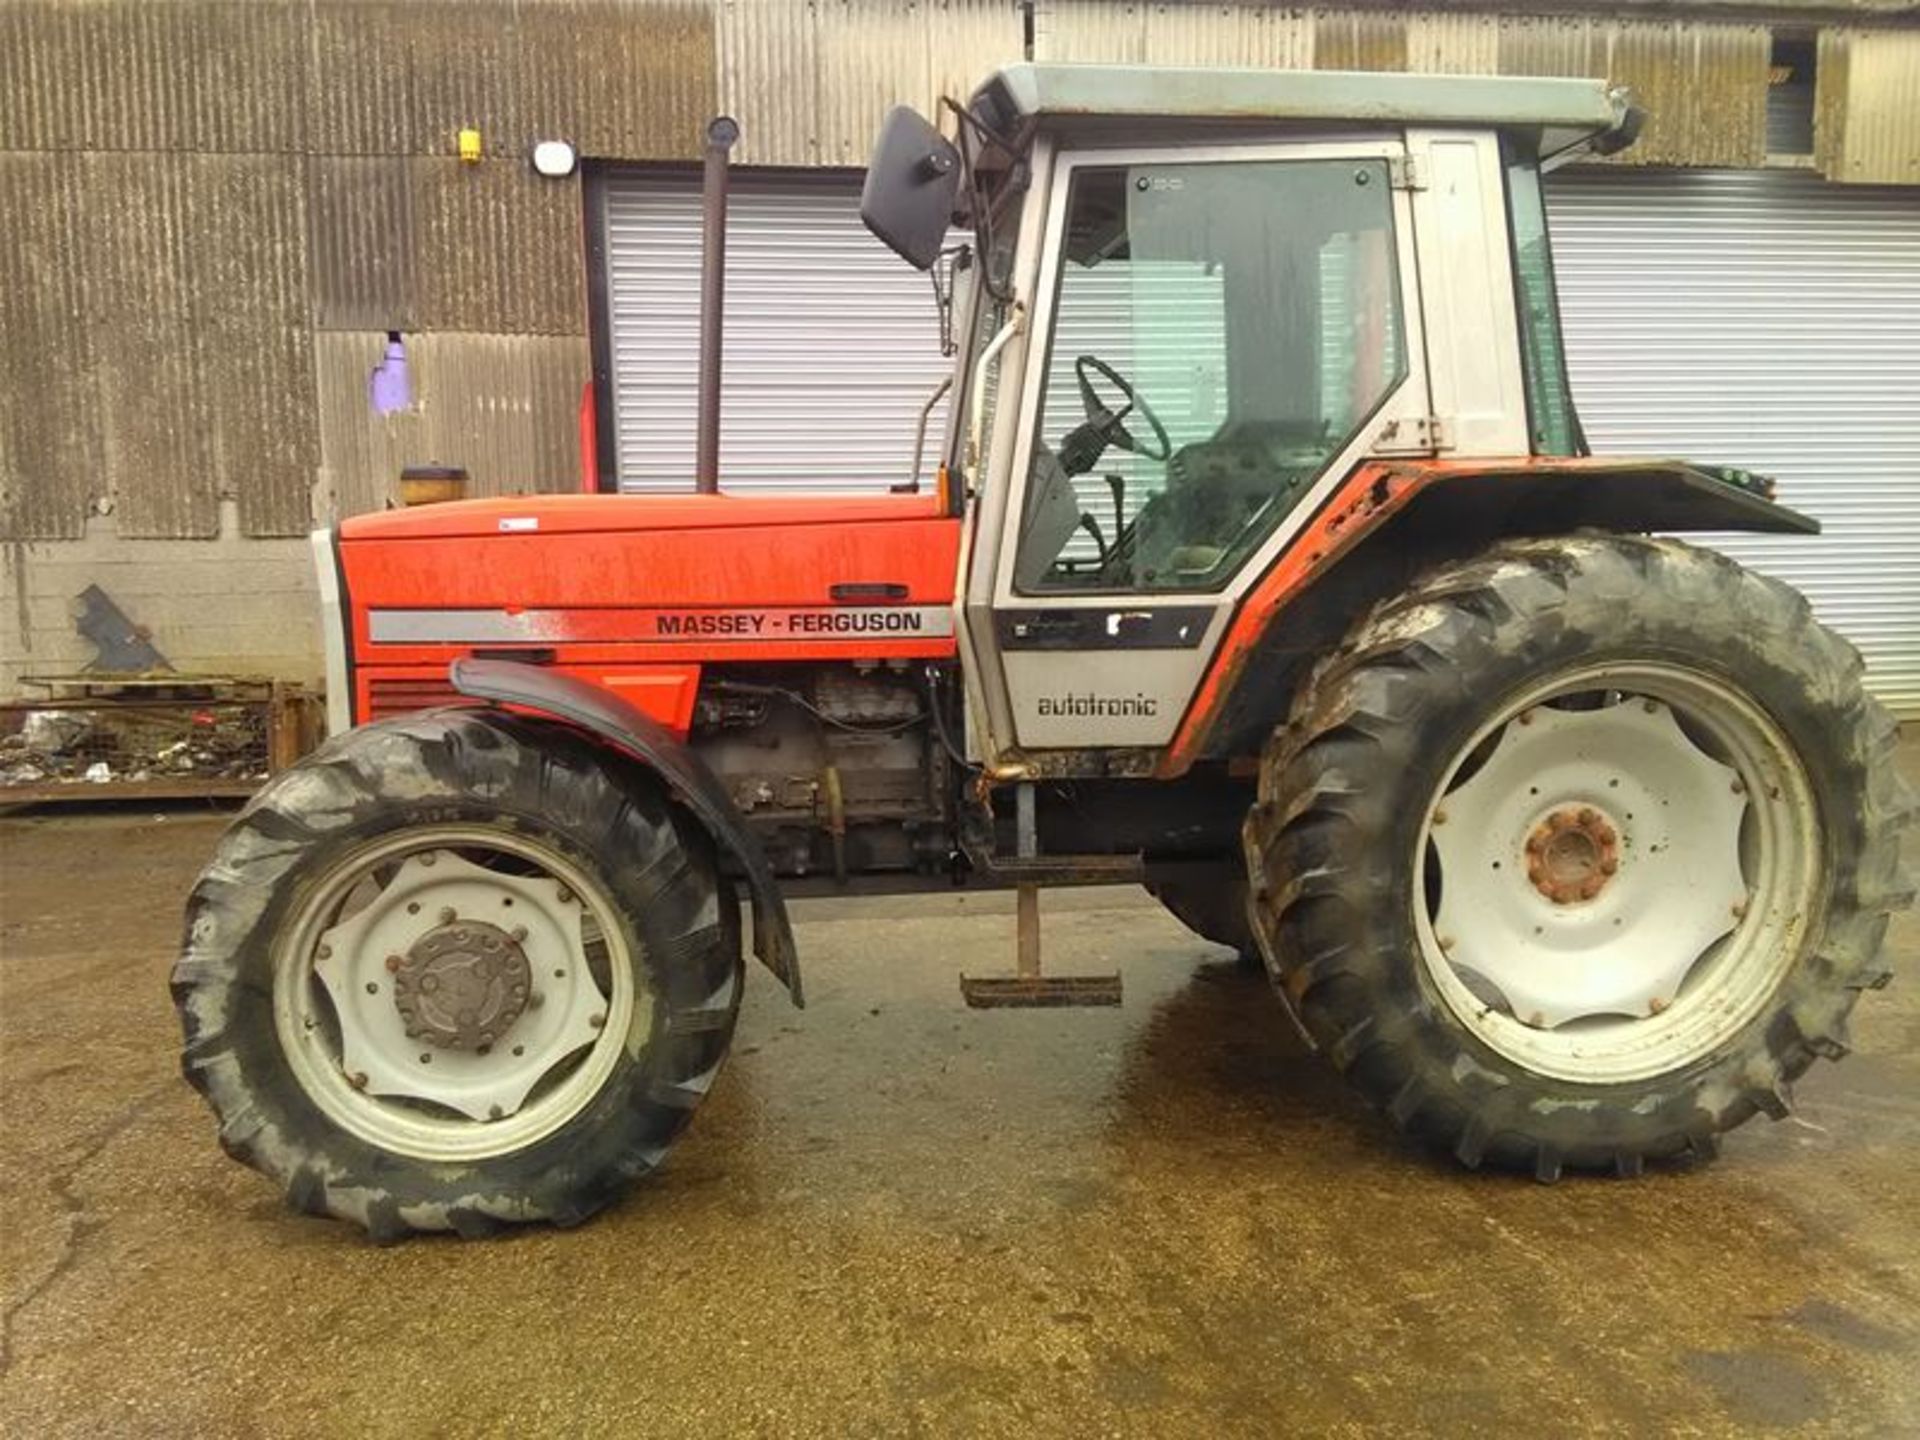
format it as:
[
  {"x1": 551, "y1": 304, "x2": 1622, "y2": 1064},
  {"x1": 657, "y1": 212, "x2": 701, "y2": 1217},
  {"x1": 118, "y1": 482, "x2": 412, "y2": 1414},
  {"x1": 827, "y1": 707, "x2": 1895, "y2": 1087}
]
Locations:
[
  {"x1": 1244, "y1": 534, "x2": 1913, "y2": 1179},
  {"x1": 172, "y1": 709, "x2": 743, "y2": 1238}
]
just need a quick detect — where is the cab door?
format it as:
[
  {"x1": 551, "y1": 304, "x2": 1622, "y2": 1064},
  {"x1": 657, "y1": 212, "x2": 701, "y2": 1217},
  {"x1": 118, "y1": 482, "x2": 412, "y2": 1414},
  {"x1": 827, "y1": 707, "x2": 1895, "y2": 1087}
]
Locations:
[{"x1": 962, "y1": 138, "x2": 1431, "y2": 756}]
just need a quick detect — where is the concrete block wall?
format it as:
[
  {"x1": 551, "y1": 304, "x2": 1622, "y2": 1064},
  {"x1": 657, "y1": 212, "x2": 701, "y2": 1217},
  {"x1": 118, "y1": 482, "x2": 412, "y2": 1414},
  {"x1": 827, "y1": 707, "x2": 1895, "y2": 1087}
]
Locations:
[{"x1": 1, "y1": 501, "x2": 319, "y2": 693}]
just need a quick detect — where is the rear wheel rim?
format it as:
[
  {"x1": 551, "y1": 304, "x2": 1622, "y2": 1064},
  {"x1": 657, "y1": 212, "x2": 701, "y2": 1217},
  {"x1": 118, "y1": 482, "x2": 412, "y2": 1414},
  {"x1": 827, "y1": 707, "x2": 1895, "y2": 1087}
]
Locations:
[
  {"x1": 273, "y1": 825, "x2": 645, "y2": 1162},
  {"x1": 1413, "y1": 661, "x2": 1820, "y2": 1086}
]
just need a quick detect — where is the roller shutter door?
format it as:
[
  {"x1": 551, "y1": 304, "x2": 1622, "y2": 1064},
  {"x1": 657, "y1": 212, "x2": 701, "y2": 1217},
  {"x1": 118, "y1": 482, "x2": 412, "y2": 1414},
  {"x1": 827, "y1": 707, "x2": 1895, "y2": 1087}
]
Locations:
[
  {"x1": 1546, "y1": 168, "x2": 1920, "y2": 713},
  {"x1": 599, "y1": 170, "x2": 953, "y2": 495}
]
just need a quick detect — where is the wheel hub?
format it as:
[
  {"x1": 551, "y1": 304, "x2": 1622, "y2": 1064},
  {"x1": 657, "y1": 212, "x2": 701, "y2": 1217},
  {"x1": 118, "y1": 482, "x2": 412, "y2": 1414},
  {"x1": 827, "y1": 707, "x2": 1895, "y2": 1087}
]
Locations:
[
  {"x1": 393, "y1": 919, "x2": 531, "y2": 1051},
  {"x1": 1526, "y1": 806, "x2": 1620, "y2": 904}
]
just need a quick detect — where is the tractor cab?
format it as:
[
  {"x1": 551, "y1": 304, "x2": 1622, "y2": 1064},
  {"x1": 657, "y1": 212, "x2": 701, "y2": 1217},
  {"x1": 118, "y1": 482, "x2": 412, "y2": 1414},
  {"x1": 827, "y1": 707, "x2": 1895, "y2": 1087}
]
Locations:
[{"x1": 864, "y1": 64, "x2": 1644, "y2": 759}]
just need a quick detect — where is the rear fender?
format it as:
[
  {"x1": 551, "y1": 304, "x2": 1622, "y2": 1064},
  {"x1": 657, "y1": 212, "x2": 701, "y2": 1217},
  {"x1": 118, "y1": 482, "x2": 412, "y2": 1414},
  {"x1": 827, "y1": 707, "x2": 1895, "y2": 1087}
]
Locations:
[
  {"x1": 451, "y1": 658, "x2": 802, "y2": 1006},
  {"x1": 1162, "y1": 457, "x2": 1820, "y2": 775}
]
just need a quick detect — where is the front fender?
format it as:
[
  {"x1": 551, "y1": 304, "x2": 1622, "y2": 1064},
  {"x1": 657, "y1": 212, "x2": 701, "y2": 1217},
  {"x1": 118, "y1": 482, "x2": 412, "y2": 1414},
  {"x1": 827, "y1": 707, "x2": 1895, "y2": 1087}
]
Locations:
[{"x1": 450, "y1": 658, "x2": 802, "y2": 1006}]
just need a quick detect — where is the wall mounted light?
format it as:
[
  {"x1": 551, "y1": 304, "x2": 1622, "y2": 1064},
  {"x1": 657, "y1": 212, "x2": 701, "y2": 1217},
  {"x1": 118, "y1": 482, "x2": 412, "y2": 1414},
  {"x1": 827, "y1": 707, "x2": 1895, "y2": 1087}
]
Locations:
[{"x1": 531, "y1": 139, "x2": 579, "y2": 178}]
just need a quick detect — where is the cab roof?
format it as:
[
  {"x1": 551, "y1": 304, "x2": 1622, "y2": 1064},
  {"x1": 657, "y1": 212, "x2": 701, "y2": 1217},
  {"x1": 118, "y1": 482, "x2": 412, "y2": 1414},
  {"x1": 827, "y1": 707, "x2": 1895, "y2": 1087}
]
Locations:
[{"x1": 971, "y1": 62, "x2": 1640, "y2": 160}]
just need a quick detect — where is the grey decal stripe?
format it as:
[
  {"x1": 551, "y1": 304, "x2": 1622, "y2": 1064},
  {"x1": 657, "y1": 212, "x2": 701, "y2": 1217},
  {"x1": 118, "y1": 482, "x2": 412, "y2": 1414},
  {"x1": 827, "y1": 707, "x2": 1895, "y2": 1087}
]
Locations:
[{"x1": 368, "y1": 607, "x2": 957, "y2": 645}]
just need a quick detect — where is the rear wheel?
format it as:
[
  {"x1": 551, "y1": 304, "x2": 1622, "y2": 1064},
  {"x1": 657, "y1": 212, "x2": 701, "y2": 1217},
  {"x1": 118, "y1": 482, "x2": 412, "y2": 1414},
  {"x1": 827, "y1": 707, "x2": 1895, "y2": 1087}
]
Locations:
[
  {"x1": 173, "y1": 709, "x2": 742, "y2": 1237},
  {"x1": 1245, "y1": 534, "x2": 1912, "y2": 1178}
]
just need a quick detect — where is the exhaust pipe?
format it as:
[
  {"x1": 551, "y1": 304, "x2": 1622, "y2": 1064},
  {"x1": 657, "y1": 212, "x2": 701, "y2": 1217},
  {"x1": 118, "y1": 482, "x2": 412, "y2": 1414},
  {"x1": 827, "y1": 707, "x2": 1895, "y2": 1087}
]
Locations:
[{"x1": 695, "y1": 116, "x2": 740, "y2": 494}]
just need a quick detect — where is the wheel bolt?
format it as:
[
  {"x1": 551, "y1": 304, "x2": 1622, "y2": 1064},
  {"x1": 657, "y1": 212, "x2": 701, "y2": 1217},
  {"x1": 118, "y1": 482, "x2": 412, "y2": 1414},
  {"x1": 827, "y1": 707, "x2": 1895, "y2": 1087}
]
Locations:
[
  {"x1": 385, "y1": 954, "x2": 402, "y2": 973},
  {"x1": 488, "y1": 1105, "x2": 504, "y2": 1121},
  {"x1": 1731, "y1": 779, "x2": 1746, "y2": 795},
  {"x1": 1432, "y1": 808, "x2": 1448, "y2": 826},
  {"x1": 1518, "y1": 711, "x2": 1534, "y2": 726},
  {"x1": 439, "y1": 906, "x2": 456, "y2": 924},
  {"x1": 1648, "y1": 997, "x2": 1669, "y2": 1016},
  {"x1": 419, "y1": 853, "x2": 437, "y2": 867},
  {"x1": 317, "y1": 945, "x2": 333, "y2": 961},
  {"x1": 511, "y1": 926, "x2": 528, "y2": 943},
  {"x1": 556, "y1": 885, "x2": 574, "y2": 904},
  {"x1": 347, "y1": 1070, "x2": 368, "y2": 1090},
  {"x1": 590, "y1": 1013, "x2": 606, "y2": 1029},
  {"x1": 1731, "y1": 900, "x2": 1748, "y2": 919}
]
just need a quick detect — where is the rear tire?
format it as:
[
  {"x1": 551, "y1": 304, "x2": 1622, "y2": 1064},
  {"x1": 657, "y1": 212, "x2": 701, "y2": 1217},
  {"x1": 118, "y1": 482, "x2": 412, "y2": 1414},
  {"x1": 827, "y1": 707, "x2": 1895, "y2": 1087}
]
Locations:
[
  {"x1": 172, "y1": 709, "x2": 743, "y2": 1238},
  {"x1": 1244, "y1": 534, "x2": 1913, "y2": 1179}
]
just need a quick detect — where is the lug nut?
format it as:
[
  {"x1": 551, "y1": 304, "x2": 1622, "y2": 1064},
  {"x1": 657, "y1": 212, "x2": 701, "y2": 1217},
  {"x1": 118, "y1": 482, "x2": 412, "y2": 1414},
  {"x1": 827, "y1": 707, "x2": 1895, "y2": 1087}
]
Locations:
[
  {"x1": 316, "y1": 945, "x2": 333, "y2": 961},
  {"x1": 439, "y1": 906, "x2": 456, "y2": 924},
  {"x1": 1648, "y1": 997, "x2": 1669, "y2": 1016},
  {"x1": 1432, "y1": 808, "x2": 1448, "y2": 826},
  {"x1": 347, "y1": 1070, "x2": 368, "y2": 1090},
  {"x1": 385, "y1": 954, "x2": 403, "y2": 973},
  {"x1": 488, "y1": 1105, "x2": 504, "y2": 1121},
  {"x1": 510, "y1": 926, "x2": 528, "y2": 943},
  {"x1": 419, "y1": 853, "x2": 436, "y2": 867},
  {"x1": 589, "y1": 1012, "x2": 606, "y2": 1029}
]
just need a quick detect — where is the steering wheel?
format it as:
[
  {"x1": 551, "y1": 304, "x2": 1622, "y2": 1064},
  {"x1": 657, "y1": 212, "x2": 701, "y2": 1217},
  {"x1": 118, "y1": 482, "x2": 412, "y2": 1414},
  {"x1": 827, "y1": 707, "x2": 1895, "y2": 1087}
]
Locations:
[{"x1": 1073, "y1": 355, "x2": 1172, "y2": 463}]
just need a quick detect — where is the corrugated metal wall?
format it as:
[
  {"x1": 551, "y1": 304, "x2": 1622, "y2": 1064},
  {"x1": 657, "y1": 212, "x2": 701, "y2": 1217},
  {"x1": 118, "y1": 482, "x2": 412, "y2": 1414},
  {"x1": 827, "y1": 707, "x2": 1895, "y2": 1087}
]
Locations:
[
  {"x1": 1549, "y1": 167, "x2": 1920, "y2": 709},
  {"x1": 3, "y1": 0, "x2": 1919, "y2": 548},
  {"x1": 0, "y1": 0, "x2": 713, "y2": 541}
]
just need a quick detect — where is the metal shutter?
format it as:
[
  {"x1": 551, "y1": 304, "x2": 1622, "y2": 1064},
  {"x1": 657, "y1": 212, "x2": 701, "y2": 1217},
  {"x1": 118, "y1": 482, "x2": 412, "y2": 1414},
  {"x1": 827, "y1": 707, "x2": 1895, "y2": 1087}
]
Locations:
[
  {"x1": 600, "y1": 170, "x2": 954, "y2": 495},
  {"x1": 1545, "y1": 168, "x2": 1920, "y2": 713}
]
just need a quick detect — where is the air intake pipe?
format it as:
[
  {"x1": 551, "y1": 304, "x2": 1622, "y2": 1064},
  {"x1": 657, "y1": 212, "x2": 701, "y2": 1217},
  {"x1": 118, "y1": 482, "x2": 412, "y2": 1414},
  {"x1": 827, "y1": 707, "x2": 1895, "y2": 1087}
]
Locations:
[{"x1": 695, "y1": 116, "x2": 740, "y2": 494}]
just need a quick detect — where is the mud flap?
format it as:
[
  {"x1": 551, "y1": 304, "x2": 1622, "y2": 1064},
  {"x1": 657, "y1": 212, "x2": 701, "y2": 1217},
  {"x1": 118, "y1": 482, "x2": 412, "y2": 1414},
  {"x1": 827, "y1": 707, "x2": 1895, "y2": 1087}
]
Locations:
[{"x1": 450, "y1": 658, "x2": 803, "y2": 1006}]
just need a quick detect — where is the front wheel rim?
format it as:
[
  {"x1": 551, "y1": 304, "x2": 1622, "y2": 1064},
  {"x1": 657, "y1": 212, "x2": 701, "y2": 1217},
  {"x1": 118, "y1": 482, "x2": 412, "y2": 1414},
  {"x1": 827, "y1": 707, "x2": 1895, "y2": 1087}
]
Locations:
[
  {"x1": 273, "y1": 825, "x2": 646, "y2": 1163},
  {"x1": 1414, "y1": 661, "x2": 1821, "y2": 1086}
]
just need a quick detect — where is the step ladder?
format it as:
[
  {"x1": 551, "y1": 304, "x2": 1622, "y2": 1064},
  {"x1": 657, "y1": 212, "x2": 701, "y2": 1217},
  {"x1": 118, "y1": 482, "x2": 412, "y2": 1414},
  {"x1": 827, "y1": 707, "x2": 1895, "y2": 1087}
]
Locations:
[{"x1": 959, "y1": 783, "x2": 1124, "y2": 1009}]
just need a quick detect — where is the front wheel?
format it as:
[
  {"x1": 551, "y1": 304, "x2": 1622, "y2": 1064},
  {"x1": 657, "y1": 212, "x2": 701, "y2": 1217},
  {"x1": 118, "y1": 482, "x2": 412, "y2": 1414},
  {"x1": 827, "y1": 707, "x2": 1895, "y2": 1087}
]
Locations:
[
  {"x1": 1245, "y1": 534, "x2": 1912, "y2": 1179},
  {"x1": 173, "y1": 709, "x2": 743, "y2": 1237}
]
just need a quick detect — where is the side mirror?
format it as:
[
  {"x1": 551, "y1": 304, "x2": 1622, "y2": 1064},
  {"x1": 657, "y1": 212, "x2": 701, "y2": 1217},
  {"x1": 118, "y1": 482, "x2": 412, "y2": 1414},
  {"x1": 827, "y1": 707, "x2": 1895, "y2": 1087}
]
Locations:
[{"x1": 860, "y1": 106, "x2": 961, "y2": 270}]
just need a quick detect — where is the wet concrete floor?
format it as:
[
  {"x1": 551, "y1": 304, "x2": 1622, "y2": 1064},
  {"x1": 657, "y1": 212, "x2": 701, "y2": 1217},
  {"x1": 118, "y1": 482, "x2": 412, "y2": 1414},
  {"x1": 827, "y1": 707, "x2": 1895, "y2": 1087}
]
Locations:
[{"x1": 1, "y1": 741, "x2": 1916, "y2": 1436}]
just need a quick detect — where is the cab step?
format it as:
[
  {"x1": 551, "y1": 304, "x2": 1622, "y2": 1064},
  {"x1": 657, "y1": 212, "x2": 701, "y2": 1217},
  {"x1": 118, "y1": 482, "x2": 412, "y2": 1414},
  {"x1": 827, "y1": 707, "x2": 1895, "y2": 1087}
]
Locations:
[{"x1": 961, "y1": 785, "x2": 1123, "y2": 1009}]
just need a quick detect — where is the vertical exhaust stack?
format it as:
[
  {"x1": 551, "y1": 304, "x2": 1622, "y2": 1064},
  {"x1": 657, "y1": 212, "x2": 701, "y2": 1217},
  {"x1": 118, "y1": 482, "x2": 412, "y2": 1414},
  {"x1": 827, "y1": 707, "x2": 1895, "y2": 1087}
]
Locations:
[{"x1": 695, "y1": 116, "x2": 740, "y2": 494}]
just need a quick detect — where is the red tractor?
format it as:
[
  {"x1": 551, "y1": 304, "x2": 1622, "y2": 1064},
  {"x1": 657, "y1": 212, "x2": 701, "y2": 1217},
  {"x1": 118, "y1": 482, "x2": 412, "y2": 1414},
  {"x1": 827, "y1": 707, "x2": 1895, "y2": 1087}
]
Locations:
[{"x1": 175, "y1": 65, "x2": 1912, "y2": 1237}]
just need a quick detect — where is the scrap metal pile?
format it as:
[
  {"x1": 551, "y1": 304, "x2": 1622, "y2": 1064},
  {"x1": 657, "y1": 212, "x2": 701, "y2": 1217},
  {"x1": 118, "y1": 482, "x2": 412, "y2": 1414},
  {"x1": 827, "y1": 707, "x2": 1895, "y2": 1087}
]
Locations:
[{"x1": 0, "y1": 698, "x2": 270, "y2": 789}]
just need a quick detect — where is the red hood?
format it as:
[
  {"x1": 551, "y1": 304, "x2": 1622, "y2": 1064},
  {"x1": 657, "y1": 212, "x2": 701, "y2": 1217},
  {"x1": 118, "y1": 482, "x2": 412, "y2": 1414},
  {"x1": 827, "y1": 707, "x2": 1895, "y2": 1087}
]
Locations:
[{"x1": 340, "y1": 491, "x2": 950, "y2": 542}]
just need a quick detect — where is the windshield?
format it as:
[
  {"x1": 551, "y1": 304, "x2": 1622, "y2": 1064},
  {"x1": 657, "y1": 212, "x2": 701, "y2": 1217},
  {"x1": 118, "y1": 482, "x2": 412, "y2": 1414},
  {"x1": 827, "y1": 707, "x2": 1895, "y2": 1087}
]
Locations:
[{"x1": 1014, "y1": 157, "x2": 1407, "y2": 593}]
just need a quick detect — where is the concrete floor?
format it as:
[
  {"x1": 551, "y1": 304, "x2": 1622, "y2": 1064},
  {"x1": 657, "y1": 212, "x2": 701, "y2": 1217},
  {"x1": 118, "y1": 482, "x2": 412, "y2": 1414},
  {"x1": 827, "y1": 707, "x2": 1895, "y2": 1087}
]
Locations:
[{"x1": 1, "y1": 746, "x2": 1916, "y2": 1437}]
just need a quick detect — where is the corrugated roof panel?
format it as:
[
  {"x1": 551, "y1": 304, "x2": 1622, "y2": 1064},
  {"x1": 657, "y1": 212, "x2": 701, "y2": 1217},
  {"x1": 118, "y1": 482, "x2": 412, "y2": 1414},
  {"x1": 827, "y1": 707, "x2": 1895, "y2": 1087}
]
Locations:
[
  {"x1": 0, "y1": 155, "x2": 96, "y2": 540},
  {"x1": 309, "y1": 157, "x2": 419, "y2": 332},
  {"x1": 81, "y1": 155, "x2": 221, "y2": 538},
  {"x1": 1820, "y1": 29, "x2": 1920, "y2": 184},
  {"x1": 1549, "y1": 167, "x2": 1920, "y2": 712},
  {"x1": 306, "y1": 1, "x2": 422, "y2": 155},
  {"x1": 521, "y1": 0, "x2": 715, "y2": 161},
  {"x1": 188, "y1": 158, "x2": 318, "y2": 537},
  {"x1": 1407, "y1": 12, "x2": 1500, "y2": 75},
  {"x1": 718, "y1": 0, "x2": 823, "y2": 166},
  {"x1": 410, "y1": 160, "x2": 586, "y2": 335},
  {"x1": 722, "y1": 0, "x2": 1021, "y2": 168},
  {"x1": 1313, "y1": 9, "x2": 1409, "y2": 73}
]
